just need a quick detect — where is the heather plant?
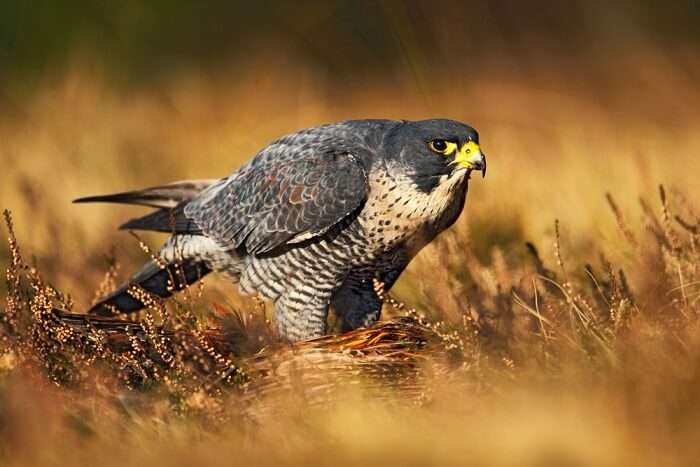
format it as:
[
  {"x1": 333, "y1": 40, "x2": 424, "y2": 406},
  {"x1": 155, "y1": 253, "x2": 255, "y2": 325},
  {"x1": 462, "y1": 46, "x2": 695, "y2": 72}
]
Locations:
[{"x1": 2, "y1": 184, "x2": 700, "y2": 465}]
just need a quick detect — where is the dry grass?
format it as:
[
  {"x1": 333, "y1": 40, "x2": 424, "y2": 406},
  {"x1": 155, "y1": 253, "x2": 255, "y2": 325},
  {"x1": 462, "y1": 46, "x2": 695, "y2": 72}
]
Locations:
[{"x1": 2, "y1": 49, "x2": 700, "y2": 466}]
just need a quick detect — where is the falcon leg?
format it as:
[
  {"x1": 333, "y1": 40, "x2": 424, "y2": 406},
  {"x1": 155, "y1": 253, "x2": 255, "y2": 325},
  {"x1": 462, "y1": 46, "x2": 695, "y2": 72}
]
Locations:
[
  {"x1": 332, "y1": 262, "x2": 408, "y2": 332},
  {"x1": 331, "y1": 274, "x2": 382, "y2": 332},
  {"x1": 274, "y1": 291, "x2": 331, "y2": 341}
]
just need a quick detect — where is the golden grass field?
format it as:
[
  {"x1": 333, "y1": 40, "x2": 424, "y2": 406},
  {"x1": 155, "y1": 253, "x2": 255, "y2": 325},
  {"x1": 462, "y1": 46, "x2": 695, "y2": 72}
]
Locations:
[{"x1": 2, "y1": 44, "x2": 700, "y2": 466}]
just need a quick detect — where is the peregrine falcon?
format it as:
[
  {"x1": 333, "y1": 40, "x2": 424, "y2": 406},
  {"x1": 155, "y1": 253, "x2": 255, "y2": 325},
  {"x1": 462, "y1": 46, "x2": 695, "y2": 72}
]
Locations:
[{"x1": 75, "y1": 119, "x2": 486, "y2": 341}]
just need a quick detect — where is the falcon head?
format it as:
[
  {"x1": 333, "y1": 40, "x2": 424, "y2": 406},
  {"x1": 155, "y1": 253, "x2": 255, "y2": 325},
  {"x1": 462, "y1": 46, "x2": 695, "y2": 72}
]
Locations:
[{"x1": 384, "y1": 119, "x2": 487, "y2": 193}]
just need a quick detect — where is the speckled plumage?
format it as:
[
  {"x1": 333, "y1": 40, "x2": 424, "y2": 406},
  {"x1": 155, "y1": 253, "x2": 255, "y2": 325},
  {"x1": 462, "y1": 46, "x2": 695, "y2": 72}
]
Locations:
[{"x1": 75, "y1": 119, "x2": 486, "y2": 341}]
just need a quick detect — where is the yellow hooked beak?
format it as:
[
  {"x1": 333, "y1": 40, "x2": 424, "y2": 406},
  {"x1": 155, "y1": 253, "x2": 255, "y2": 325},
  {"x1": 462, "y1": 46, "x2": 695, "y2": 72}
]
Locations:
[{"x1": 452, "y1": 141, "x2": 487, "y2": 177}]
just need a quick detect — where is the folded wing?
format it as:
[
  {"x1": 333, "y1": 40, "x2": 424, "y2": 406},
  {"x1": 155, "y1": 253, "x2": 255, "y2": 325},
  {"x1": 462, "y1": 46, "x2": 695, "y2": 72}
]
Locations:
[
  {"x1": 73, "y1": 179, "x2": 223, "y2": 234},
  {"x1": 74, "y1": 153, "x2": 369, "y2": 255},
  {"x1": 185, "y1": 151, "x2": 369, "y2": 255},
  {"x1": 74, "y1": 179, "x2": 220, "y2": 208}
]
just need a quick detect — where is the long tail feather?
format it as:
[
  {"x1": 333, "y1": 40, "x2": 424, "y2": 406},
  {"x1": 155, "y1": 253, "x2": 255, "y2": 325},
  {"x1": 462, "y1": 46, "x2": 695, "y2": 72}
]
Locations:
[
  {"x1": 73, "y1": 179, "x2": 220, "y2": 209},
  {"x1": 118, "y1": 205, "x2": 202, "y2": 234},
  {"x1": 89, "y1": 260, "x2": 211, "y2": 316}
]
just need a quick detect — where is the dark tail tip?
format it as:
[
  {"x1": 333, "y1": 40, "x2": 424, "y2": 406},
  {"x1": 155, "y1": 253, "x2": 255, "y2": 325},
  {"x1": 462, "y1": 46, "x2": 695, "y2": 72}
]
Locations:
[
  {"x1": 89, "y1": 260, "x2": 211, "y2": 316},
  {"x1": 73, "y1": 195, "x2": 104, "y2": 204}
]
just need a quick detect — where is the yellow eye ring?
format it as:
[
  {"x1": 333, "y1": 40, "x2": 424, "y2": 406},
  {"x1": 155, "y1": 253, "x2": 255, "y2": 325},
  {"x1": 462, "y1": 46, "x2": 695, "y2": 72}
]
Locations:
[{"x1": 429, "y1": 140, "x2": 457, "y2": 155}]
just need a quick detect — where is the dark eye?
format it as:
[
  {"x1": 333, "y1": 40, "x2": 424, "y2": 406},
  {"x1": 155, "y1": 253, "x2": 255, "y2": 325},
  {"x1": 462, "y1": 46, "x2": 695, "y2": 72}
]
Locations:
[{"x1": 430, "y1": 139, "x2": 447, "y2": 151}]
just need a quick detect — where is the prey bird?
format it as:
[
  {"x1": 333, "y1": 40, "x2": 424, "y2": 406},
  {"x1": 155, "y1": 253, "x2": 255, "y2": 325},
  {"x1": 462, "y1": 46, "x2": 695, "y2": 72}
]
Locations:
[{"x1": 75, "y1": 119, "x2": 486, "y2": 341}]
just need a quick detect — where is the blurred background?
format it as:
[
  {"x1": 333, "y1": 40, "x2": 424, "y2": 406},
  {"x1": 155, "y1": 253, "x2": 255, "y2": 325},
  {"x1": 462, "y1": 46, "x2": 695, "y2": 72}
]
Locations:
[
  {"x1": 0, "y1": 0, "x2": 699, "y2": 306},
  {"x1": 3, "y1": 3, "x2": 700, "y2": 466}
]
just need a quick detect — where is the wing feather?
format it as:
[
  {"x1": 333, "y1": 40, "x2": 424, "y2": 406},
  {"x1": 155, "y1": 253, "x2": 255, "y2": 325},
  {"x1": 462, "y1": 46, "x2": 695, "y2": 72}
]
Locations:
[
  {"x1": 73, "y1": 179, "x2": 221, "y2": 234},
  {"x1": 73, "y1": 179, "x2": 220, "y2": 208},
  {"x1": 118, "y1": 204, "x2": 202, "y2": 234},
  {"x1": 185, "y1": 151, "x2": 368, "y2": 255},
  {"x1": 75, "y1": 121, "x2": 377, "y2": 248}
]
